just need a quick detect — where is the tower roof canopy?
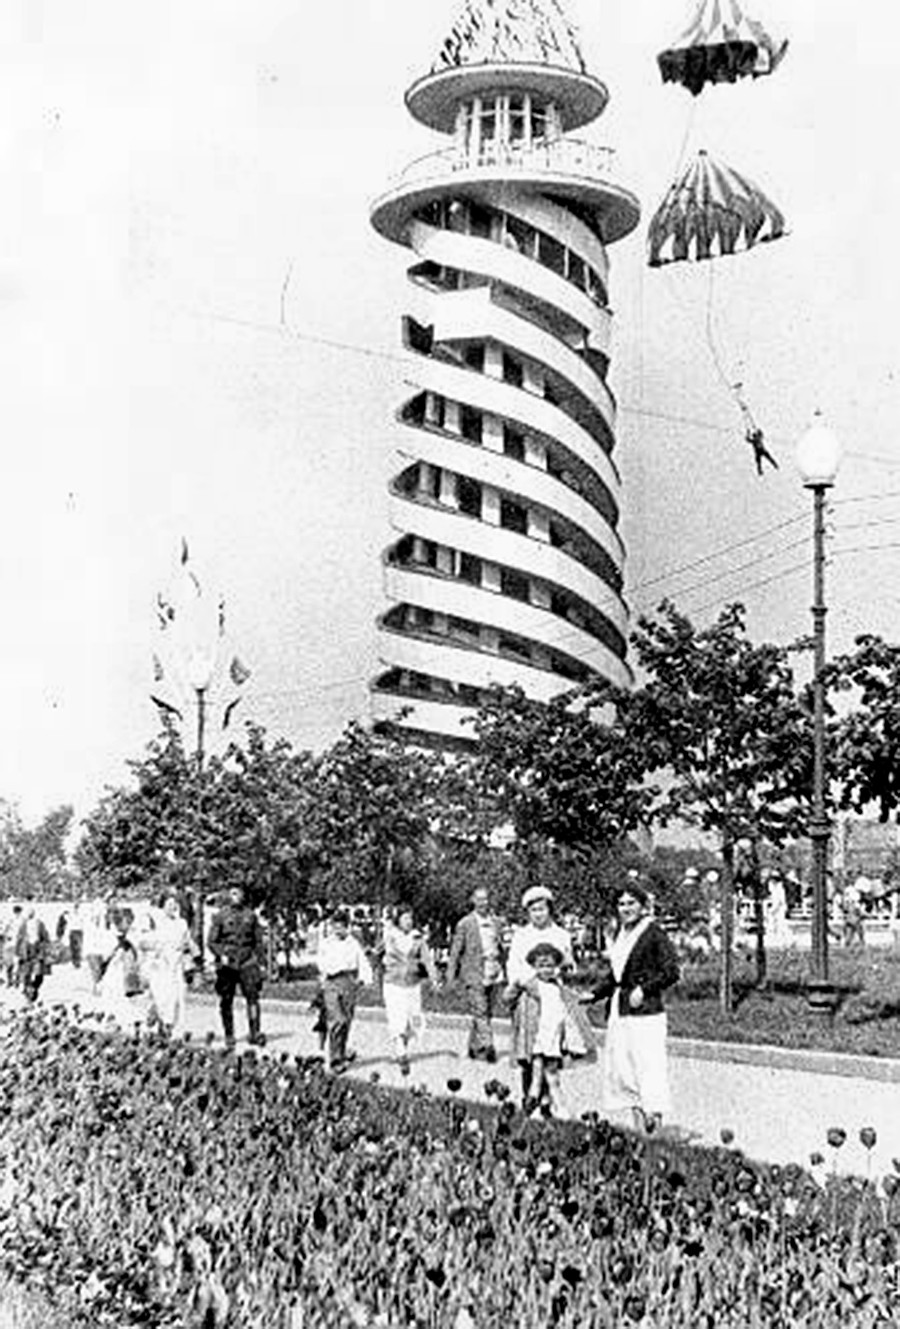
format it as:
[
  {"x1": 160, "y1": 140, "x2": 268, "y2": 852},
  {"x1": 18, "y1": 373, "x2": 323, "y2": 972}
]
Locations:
[
  {"x1": 433, "y1": 0, "x2": 587, "y2": 75},
  {"x1": 408, "y1": 0, "x2": 608, "y2": 133}
]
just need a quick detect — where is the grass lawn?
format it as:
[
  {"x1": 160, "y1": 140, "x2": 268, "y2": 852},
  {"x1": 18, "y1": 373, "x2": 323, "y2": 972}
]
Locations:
[{"x1": 252, "y1": 946, "x2": 900, "y2": 1060}]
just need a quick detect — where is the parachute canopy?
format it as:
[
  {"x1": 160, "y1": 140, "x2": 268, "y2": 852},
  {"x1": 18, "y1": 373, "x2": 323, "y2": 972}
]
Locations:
[
  {"x1": 658, "y1": 0, "x2": 788, "y2": 97},
  {"x1": 648, "y1": 149, "x2": 786, "y2": 267}
]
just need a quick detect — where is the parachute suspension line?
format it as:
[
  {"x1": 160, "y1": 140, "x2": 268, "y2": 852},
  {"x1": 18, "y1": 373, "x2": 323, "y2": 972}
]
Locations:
[
  {"x1": 704, "y1": 264, "x2": 777, "y2": 473},
  {"x1": 672, "y1": 96, "x2": 698, "y2": 177},
  {"x1": 703, "y1": 261, "x2": 743, "y2": 421}
]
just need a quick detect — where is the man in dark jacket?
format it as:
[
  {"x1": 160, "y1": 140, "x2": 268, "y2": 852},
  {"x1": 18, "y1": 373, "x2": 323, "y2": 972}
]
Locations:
[
  {"x1": 207, "y1": 885, "x2": 266, "y2": 1050},
  {"x1": 446, "y1": 886, "x2": 506, "y2": 1062}
]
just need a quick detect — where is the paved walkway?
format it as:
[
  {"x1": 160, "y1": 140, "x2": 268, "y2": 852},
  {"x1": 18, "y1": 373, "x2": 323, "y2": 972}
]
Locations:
[{"x1": 9, "y1": 965, "x2": 900, "y2": 1180}]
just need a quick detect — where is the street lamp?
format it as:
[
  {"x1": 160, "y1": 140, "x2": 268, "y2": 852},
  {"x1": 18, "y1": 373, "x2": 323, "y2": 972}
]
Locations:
[
  {"x1": 185, "y1": 647, "x2": 218, "y2": 772},
  {"x1": 795, "y1": 412, "x2": 841, "y2": 1007},
  {"x1": 185, "y1": 648, "x2": 217, "y2": 967}
]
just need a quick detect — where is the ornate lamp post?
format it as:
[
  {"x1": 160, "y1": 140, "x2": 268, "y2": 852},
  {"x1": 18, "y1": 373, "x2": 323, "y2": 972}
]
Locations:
[{"x1": 795, "y1": 412, "x2": 841, "y2": 1006}]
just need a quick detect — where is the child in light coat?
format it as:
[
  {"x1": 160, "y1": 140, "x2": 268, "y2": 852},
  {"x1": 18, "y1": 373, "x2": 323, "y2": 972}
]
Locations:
[{"x1": 508, "y1": 940, "x2": 596, "y2": 1118}]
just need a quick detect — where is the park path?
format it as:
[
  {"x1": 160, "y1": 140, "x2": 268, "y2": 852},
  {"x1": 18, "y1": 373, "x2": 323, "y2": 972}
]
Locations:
[{"x1": 11, "y1": 964, "x2": 900, "y2": 1182}]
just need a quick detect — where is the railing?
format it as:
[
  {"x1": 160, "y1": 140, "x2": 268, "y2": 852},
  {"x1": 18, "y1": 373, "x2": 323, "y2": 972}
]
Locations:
[{"x1": 391, "y1": 137, "x2": 617, "y2": 191}]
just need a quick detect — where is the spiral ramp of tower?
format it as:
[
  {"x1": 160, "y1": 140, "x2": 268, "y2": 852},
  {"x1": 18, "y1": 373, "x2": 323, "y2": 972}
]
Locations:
[{"x1": 369, "y1": 13, "x2": 640, "y2": 748}]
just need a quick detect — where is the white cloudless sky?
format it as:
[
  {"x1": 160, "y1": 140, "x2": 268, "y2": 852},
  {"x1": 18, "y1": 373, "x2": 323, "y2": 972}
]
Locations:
[{"x1": 1, "y1": 0, "x2": 899, "y2": 825}]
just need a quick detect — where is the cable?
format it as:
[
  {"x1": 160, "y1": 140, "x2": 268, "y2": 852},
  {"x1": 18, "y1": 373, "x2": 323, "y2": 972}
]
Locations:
[
  {"x1": 187, "y1": 300, "x2": 900, "y2": 485},
  {"x1": 832, "y1": 541, "x2": 900, "y2": 558},
  {"x1": 251, "y1": 675, "x2": 366, "y2": 702},
  {"x1": 640, "y1": 534, "x2": 812, "y2": 604},
  {"x1": 689, "y1": 559, "x2": 812, "y2": 616},
  {"x1": 833, "y1": 488, "x2": 900, "y2": 508},
  {"x1": 625, "y1": 511, "x2": 808, "y2": 594}
]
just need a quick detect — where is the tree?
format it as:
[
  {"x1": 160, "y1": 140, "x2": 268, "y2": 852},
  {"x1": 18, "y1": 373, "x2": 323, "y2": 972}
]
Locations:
[
  {"x1": 598, "y1": 602, "x2": 812, "y2": 1009},
  {"x1": 829, "y1": 634, "x2": 900, "y2": 822},
  {"x1": 307, "y1": 721, "x2": 442, "y2": 913},
  {"x1": 75, "y1": 728, "x2": 200, "y2": 898},
  {"x1": 0, "y1": 803, "x2": 77, "y2": 899},
  {"x1": 470, "y1": 685, "x2": 652, "y2": 843}
]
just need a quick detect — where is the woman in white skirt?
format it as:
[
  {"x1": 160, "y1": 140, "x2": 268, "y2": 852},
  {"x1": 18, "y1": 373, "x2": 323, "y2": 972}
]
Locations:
[
  {"x1": 381, "y1": 907, "x2": 440, "y2": 1074},
  {"x1": 593, "y1": 879, "x2": 680, "y2": 1133},
  {"x1": 146, "y1": 893, "x2": 198, "y2": 1037}
]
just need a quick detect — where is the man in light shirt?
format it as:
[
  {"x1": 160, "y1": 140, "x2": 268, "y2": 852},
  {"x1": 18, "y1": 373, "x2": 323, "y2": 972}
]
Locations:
[{"x1": 312, "y1": 910, "x2": 373, "y2": 1072}]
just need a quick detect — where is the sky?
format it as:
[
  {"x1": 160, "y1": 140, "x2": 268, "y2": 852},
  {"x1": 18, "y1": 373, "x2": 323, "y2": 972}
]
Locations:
[{"x1": 2, "y1": 0, "x2": 899, "y2": 827}]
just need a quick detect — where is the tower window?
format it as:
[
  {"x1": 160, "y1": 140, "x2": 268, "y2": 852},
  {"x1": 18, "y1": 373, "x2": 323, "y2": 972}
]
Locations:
[
  {"x1": 463, "y1": 343, "x2": 486, "y2": 373},
  {"x1": 503, "y1": 425, "x2": 525, "y2": 462},
  {"x1": 587, "y1": 266, "x2": 607, "y2": 307},
  {"x1": 531, "y1": 103, "x2": 548, "y2": 141},
  {"x1": 458, "y1": 552, "x2": 482, "y2": 585},
  {"x1": 448, "y1": 199, "x2": 468, "y2": 234},
  {"x1": 425, "y1": 392, "x2": 446, "y2": 428},
  {"x1": 502, "y1": 353, "x2": 524, "y2": 388},
  {"x1": 538, "y1": 232, "x2": 566, "y2": 277},
  {"x1": 509, "y1": 95, "x2": 526, "y2": 144},
  {"x1": 469, "y1": 201, "x2": 493, "y2": 238},
  {"x1": 419, "y1": 465, "x2": 441, "y2": 500},
  {"x1": 567, "y1": 252, "x2": 586, "y2": 290},
  {"x1": 498, "y1": 634, "x2": 531, "y2": 661},
  {"x1": 500, "y1": 498, "x2": 528, "y2": 535},
  {"x1": 505, "y1": 214, "x2": 534, "y2": 256},
  {"x1": 501, "y1": 568, "x2": 530, "y2": 602},
  {"x1": 479, "y1": 100, "x2": 497, "y2": 145},
  {"x1": 457, "y1": 475, "x2": 482, "y2": 518},
  {"x1": 449, "y1": 615, "x2": 480, "y2": 639},
  {"x1": 413, "y1": 540, "x2": 438, "y2": 569},
  {"x1": 460, "y1": 405, "x2": 483, "y2": 444}
]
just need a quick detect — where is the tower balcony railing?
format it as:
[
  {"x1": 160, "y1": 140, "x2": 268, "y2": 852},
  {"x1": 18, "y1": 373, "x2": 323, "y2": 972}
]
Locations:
[{"x1": 390, "y1": 137, "x2": 617, "y2": 191}]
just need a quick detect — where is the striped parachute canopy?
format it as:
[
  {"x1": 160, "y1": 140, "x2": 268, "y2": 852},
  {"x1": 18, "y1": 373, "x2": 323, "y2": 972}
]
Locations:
[
  {"x1": 647, "y1": 150, "x2": 786, "y2": 267},
  {"x1": 658, "y1": 0, "x2": 788, "y2": 97}
]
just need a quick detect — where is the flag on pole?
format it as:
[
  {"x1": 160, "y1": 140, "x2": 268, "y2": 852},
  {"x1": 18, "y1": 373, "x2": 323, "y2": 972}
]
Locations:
[{"x1": 229, "y1": 656, "x2": 251, "y2": 687}]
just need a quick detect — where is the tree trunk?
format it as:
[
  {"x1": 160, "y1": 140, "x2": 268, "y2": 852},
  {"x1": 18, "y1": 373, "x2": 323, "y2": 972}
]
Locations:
[
  {"x1": 719, "y1": 840, "x2": 735, "y2": 1013},
  {"x1": 749, "y1": 840, "x2": 768, "y2": 988}
]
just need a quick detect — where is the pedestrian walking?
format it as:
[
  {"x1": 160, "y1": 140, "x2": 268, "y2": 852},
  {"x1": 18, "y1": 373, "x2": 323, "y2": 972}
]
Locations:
[
  {"x1": 841, "y1": 878, "x2": 866, "y2": 949},
  {"x1": 505, "y1": 886, "x2": 575, "y2": 1110},
  {"x1": 68, "y1": 898, "x2": 85, "y2": 968},
  {"x1": 145, "y1": 892, "x2": 198, "y2": 1038},
  {"x1": 311, "y1": 909, "x2": 373, "y2": 1072},
  {"x1": 509, "y1": 940, "x2": 596, "y2": 1119},
  {"x1": 84, "y1": 898, "x2": 111, "y2": 991},
  {"x1": 1, "y1": 903, "x2": 22, "y2": 987},
  {"x1": 446, "y1": 886, "x2": 506, "y2": 1063},
  {"x1": 593, "y1": 879, "x2": 680, "y2": 1134},
  {"x1": 97, "y1": 908, "x2": 144, "y2": 1025},
  {"x1": 381, "y1": 906, "x2": 440, "y2": 1074},
  {"x1": 207, "y1": 885, "x2": 266, "y2": 1050},
  {"x1": 15, "y1": 905, "x2": 52, "y2": 1003}
]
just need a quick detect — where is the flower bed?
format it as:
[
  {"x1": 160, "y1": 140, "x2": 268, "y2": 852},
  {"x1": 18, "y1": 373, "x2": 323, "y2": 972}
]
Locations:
[{"x1": 2, "y1": 1007, "x2": 899, "y2": 1327}]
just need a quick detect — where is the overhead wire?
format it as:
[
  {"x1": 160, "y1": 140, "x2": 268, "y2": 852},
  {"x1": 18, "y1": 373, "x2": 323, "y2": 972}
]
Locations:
[{"x1": 182, "y1": 303, "x2": 900, "y2": 671}]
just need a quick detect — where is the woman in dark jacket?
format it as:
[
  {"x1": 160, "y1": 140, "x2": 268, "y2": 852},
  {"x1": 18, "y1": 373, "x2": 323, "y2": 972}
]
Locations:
[{"x1": 593, "y1": 878, "x2": 680, "y2": 1133}]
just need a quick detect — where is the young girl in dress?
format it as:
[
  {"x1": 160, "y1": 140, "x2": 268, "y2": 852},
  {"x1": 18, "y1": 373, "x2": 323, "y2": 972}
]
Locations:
[{"x1": 510, "y1": 940, "x2": 596, "y2": 1118}]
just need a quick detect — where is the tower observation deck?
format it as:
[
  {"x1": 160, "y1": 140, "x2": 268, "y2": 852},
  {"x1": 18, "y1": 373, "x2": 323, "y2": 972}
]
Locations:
[{"x1": 370, "y1": 0, "x2": 640, "y2": 746}]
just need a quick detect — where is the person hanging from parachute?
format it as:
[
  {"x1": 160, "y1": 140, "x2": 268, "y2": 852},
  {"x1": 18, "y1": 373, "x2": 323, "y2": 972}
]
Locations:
[
  {"x1": 646, "y1": 150, "x2": 786, "y2": 475},
  {"x1": 647, "y1": 0, "x2": 789, "y2": 477},
  {"x1": 734, "y1": 383, "x2": 778, "y2": 476}
]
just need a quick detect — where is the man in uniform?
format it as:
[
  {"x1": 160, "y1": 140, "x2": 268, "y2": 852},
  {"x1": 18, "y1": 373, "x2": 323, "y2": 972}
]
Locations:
[{"x1": 207, "y1": 884, "x2": 266, "y2": 1050}]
